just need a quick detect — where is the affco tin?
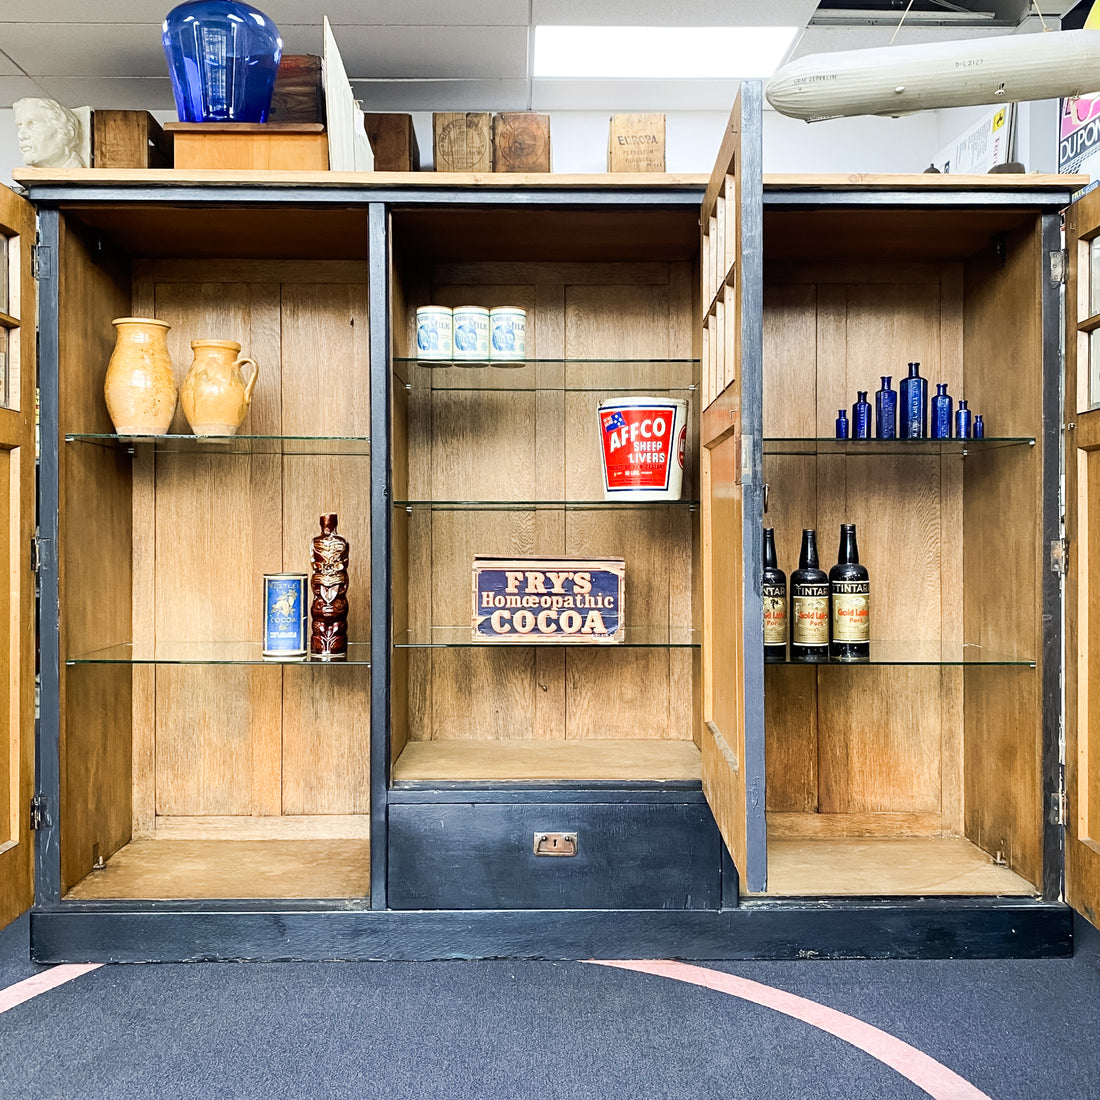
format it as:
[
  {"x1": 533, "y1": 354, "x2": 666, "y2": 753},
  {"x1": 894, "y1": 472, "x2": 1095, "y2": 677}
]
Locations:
[
  {"x1": 262, "y1": 573, "x2": 308, "y2": 659},
  {"x1": 489, "y1": 307, "x2": 526, "y2": 363},
  {"x1": 597, "y1": 396, "x2": 688, "y2": 501},
  {"x1": 415, "y1": 306, "x2": 453, "y2": 362},
  {"x1": 452, "y1": 305, "x2": 490, "y2": 364}
]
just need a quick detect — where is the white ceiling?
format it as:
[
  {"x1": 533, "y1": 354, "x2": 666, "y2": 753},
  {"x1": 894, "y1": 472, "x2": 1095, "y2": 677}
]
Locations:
[{"x1": 0, "y1": 0, "x2": 1082, "y2": 114}]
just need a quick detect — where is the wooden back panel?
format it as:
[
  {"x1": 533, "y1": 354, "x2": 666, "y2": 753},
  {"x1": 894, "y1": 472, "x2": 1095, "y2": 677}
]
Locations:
[
  {"x1": 396, "y1": 259, "x2": 696, "y2": 752},
  {"x1": 126, "y1": 259, "x2": 371, "y2": 824}
]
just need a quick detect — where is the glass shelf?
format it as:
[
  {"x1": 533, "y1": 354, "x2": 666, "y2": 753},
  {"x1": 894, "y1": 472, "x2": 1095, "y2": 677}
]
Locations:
[
  {"x1": 393, "y1": 357, "x2": 698, "y2": 392},
  {"x1": 67, "y1": 642, "x2": 372, "y2": 666},
  {"x1": 766, "y1": 641, "x2": 1033, "y2": 667},
  {"x1": 66, "y1": 433, "x2": 371, "y2": 456},
  {"x1": 394, "y1": 498, "x2": 698, "y2": 511},
  {"x1": 764, "y1": 437, "x2": 1034, "y2": 456},
  {"x1": 393, "y1": 626, "x2": 699, "y2": 649}
]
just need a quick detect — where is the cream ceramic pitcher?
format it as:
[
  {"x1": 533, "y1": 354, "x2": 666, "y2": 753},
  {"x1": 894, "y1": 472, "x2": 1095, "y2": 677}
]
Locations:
[{"x1": 180, "y1": 339, "x2": 259, "y2": 436}]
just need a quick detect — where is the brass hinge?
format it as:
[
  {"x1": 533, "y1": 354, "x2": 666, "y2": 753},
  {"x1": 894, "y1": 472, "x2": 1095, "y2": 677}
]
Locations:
[
  {"x1": 1050, "y1": 538, "x2": 1068, "y2": 575},
  {"x1": 30, "y1": 794, "x2": 51, "y2": 831},
  {"x1": 1050, "y1": 249, "x2": 1067, "y2": 285}
]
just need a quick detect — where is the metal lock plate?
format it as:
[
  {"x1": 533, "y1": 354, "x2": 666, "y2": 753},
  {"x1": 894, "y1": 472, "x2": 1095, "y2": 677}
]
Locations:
[{"x1": 533, "y1": 831, "x2": 578, "y2": 857}]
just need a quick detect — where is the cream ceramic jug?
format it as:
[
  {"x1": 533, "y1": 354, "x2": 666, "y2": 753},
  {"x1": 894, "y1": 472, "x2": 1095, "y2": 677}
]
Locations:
[{"x1": 180, "y1": 339, "x2": 260, "y2": 436}]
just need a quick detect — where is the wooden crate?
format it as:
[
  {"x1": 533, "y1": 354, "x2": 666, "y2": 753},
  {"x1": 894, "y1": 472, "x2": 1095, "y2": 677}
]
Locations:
[
  {"x1": 364, "y1": 114, "x2": 420, "y2": 172},
  {"x1": 270, "y1": 54, "x2": 325, "y2": 124},
  {"x1": 92, "y1": 111, "x2": 173, "y2": 169},
  {"x1": 432, "y1": 112, "x2": 492, "y2": 173},
  {"x1": 492, "y1": 113, "x2": 551, "y2": 173},
  {"x1": 165, "y1": 123, "x2": 328, "y2": 171},
  {"x1": 608, "y1": 113, "x2": 666, "y2": 173}
]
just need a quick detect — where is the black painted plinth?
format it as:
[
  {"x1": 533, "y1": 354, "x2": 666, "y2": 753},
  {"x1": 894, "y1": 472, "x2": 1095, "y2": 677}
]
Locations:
[{"x1": 31, "y1": 898, "x2": 1073, "y2": 964}]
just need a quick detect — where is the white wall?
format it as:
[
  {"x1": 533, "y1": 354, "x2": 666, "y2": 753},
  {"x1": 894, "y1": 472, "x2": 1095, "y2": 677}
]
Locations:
[{"x1": 0, "y1": 100, "x2": 1062, "y2": 189}]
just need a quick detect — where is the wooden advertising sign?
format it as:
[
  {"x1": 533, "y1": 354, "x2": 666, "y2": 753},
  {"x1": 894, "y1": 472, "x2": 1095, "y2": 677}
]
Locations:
[
  {"x1": 473, "y1": 557, "x2": 625, "y2": 643},
  {"x1": 433, "y1": 112, "x2": 492, "y2": 172},
  {"x1": 608, "y1": 113, "x2": 666, "y2": 172},
  {"x1": 493, "y1": 112, "x2": 551, "y2": 172}
]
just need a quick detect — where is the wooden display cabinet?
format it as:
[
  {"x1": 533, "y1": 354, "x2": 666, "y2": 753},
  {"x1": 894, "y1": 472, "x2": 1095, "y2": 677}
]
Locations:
[{"x1": 5, "y1": 84, "x2": 1099, "y2": 961}]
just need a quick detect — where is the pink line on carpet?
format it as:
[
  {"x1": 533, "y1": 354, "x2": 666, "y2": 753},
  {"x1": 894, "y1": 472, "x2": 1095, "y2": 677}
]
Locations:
[
  {"x1": 591, "y1": 959, "x2": 990, "y2": 1100},
  {"x1": 0, "y1": 964, "x2": 103, "y2": 1015}
]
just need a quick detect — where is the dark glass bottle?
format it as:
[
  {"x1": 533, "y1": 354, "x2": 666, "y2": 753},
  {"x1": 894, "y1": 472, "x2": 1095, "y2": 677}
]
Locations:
[
  {"x1": 762, "y1": 528, "x2": 787, "y2": 663},
  {"x1": 310, "y1": 513, "x2": 349, "y2": 661},
  {"x1": 930, "y1": 383, "x2": 953, "y2": 439},
  {"x1": 898, "y1": 361, "x2": 927, "y2": 439},
  {"x1": 829, "y1": 524, "x2": 870, "y2": 662},
  {"x1": 790, "y1": 529, "x2": 829, "y2": 663},
  {"x1": 973, "y1": 414, "x2": 985, "y2": 439},
  {"x1": 875, "y1": 376, "x2": 897, "y2": 439},
  {"x1": 835, "y1": 409, "x2": 850, "y2": 440},
  {"x1": 852, "y1": 391, "x2": 871, "y2": 440},
  {"x1": 955, "y1": 399, "x2": 972, "y2": 439}
]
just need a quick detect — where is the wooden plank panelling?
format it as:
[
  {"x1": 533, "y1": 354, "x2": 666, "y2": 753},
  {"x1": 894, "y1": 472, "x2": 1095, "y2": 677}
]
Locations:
[{"x1": 57, "y1": 216, "x2": 134, "y2": 892}]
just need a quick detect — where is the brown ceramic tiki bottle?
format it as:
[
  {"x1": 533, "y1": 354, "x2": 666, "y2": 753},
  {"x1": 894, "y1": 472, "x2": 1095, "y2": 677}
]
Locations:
[{"x1": 310, "y1": 513, "x2": 349, "y2": 660}]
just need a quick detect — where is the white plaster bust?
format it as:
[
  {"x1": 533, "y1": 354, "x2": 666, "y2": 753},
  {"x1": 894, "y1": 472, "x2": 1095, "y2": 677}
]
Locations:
[{"x1": 13, "y1": 97, "x2": 91, "y2": 169}]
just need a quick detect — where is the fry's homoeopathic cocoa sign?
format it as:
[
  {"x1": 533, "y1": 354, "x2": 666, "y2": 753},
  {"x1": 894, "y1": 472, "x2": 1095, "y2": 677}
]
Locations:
[{"x1": 472, "y1": 557, "x2": 625, "y2": 643}]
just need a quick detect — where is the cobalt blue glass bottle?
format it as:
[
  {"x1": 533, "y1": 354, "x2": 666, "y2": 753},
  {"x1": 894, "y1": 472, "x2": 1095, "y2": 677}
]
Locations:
[
  {"x1": 835, "y1": 408, "x2": 850, "y2": 439},
  {"x1": 852, "y1": 391, "x2": 871, "y2": 439},
  {"x1": 973, "y1": 414, "x2": 985, "y2": 439},
  {"x1": 931, "y1": 383, "x2": 953, "y2": 439},
  {"x1": 875, "y1": 376, "x2": 897, "y2": 440},
  {"x1": 162, "y1": 0, "x2": 283, "y2": 123},
  {"x1": 898, "y1": 361, "x2": 927, "y2": 439},
  {"x1": 955, "y1": 399, "x2": 972, "y2": 439}
]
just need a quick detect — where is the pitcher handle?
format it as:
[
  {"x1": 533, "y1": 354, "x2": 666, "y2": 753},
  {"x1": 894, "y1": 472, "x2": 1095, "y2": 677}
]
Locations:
[{"x1": 235, "y1": 357, "x2": 260, "y2": 404}]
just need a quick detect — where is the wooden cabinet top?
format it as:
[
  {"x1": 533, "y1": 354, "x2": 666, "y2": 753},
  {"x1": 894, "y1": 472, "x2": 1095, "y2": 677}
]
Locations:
[{"x1": 12, "y1": 168, "x2": 1089, "y2": 194}]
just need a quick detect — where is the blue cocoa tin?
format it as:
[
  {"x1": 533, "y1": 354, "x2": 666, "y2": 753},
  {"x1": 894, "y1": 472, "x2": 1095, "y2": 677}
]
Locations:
[{"x1": 263, "y1": 573, "x2": 307, "y2": 659}]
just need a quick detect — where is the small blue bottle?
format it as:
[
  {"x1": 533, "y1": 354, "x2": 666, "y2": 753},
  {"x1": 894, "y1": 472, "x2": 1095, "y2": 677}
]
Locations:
[
  {"x1": 898, "y1": 361, "x2": 927, "y2": 439},
  {"x1": 930, "y1": 383, "x2": 953, "y2": 439},
  {"x1": 973, "y1": 414, "x2": 984, "y2": 439},
  {"x1": 955, "y1": 399, "x2": 972, "y2": 439},
  {"x1": 875, "y1": 376, "x2": 897, "y2": 440},
  {"x1": 853, "y1": 391, "x2": 871, "y2": 439},
  {"x1": 835, "y1": 409, "x2": 850, "y2": 439}
]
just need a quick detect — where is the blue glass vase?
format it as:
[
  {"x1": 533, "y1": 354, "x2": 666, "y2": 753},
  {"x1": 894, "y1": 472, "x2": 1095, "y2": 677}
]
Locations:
[{"x1": 162, "y1": 0, "x2": 283, "y2": 123}]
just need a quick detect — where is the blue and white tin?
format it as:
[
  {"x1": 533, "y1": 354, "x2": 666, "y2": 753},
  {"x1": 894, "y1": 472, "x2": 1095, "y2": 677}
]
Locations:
[
  {"x1": 489, "y1": 307, "x2": 526, "y2": 363},
  {"x1": 263, "y1": 573, "x2": 307, "y2": 659},
  {"x1": 452, "y1": 305, "x2": 490, "y2": 364},
  {"x1": 415, "y1": 306, "x2": 453, "y2": 362}
]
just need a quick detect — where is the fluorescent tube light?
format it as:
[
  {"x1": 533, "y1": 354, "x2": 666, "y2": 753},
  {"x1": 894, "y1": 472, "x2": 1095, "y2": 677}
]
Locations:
[{"x1": 533, "y1": 26, "x2": 800, "y2": 79}]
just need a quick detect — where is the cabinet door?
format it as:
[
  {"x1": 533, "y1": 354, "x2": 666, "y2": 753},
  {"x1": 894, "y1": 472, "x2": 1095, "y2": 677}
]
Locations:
[
  {"x1": 699, "y1": 84, "x2": 767, "y2": 893},
  {"x1": 1066, "y1": 188, "x2": 1100, "y2": 929},
  {"x1": 0, "y1": 184, "x2": 37, "y2": 929}
]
